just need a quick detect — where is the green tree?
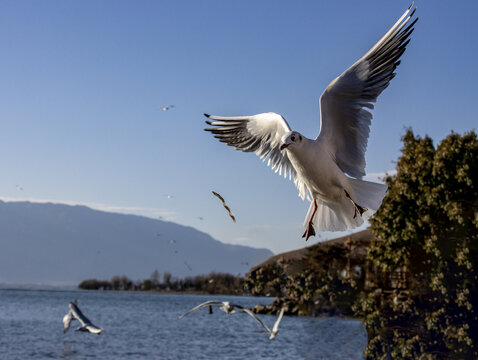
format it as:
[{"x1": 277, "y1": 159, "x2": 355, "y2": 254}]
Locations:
[
  {"x1": 359, "y1": 130, "x2": 478, "y2": 359},
  {"x1": 244, "y1": 262, "x2": 287, "y2": 296}
]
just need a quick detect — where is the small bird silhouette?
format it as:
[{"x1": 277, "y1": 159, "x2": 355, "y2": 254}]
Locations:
[{"x1": 212, "y1": 191, "x2": 236, "y2": 223}]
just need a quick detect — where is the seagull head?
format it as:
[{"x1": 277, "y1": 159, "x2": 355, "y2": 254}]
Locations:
[{"x1": 280, "y1": 131, "x2": 303, "y2": 151}]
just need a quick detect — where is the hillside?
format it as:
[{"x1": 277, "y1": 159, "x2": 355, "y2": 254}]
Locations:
[
  {"x1": 251, "y1": 229, "x2": 373, "y2": 276},
  {"x1": 0, "y1": 201, "x2": 273, "y2": 284}
]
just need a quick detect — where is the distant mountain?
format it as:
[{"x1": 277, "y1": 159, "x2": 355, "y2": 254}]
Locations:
[{"x1": 0, "y1": 201, "x2": 273, "y2": 285}]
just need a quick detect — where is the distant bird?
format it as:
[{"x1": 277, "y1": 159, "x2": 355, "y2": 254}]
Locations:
[
  {"x1": 164, "y1": 194, "x2": 175, "y2": 199},
  {"x1": 63, "y1": 301, "x2": 103, "y2": 334},
  {"x1": 179, "y1": 300, "x2": 242, "y2": 319},
  {"x1": 162, "y1": 105, "x2": 175, "y2": 111},
  {"x1": 198, "y1": 216, "x2": 204, "y2": 220},
  {"x1": 170, "y1": 239, "x2": 176, "y2": 244},
  {"x1": 212, "y1": 191, "x2": 236, "y2": 223},
  {"x1": 184, "y1": 261, "x2": 192, "y2": 271},
  {"x1": 255, "y1": 307, "x2": 285, "y2": 340},
  {"x1": 15, "y1": 185, "x2": 23, "y2": 191},
  {"x1": 204, "y1": 5, "x2": 417, "y2": 240},
  {"x1": 178, "y1": 300, "x2": 270, "y2": 330},
  {"x1": 241, "y1": 261, "x2": 249, "y2": 266}
]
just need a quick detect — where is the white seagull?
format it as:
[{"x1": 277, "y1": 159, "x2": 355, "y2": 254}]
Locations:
[
  {"x1": 205, "y1": 5, "x2": 417, "y2": 240},
  {"x1": 178, "y1": 300, "x2": 243, "y2": 319},
  {"x1": 63, "y1": 301, "x2": 104, "y2": 334},
  {"x1": 179, "y1": 300, "x2": 273, "y2": 333}
]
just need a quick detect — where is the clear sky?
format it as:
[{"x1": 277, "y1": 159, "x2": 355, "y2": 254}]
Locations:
[{"x1": 1, "y1": 1, "x2": 476, "y2": 254}]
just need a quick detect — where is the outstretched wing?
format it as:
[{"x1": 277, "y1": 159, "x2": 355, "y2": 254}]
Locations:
[
  {"x1": 63, "y1": 310, "x2": 74, "y2": 333},
  {"x1": 317, "y1": 4, "x2": 417, "y2": 178},
  {"x1": 178, "y1": 300, "x2": 224, "y2": 319},
  {"x1": 204, "y1": 113, "x2": 295, "y2": 180},
  {"x1": 272, "y1": 307, "x2": 285, "y2": 333},
  {"x1": 241, "y1": 308, "x2": 271, "y2": 333},
  {"x1": 212, "y1": 191, "x2": 236, "y2": 223}
]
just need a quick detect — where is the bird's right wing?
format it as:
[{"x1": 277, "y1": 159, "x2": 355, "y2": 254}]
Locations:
[
  {"x1": 272, "y1": 308, "x2": 285, "y2": 333},
  {"x1": 241, "y1": 308, "x2": 271, "y2": 333},
  {"x1": 204, "y1": 113, "x2": 295, "y2": 180},
  {"x1": 178, "y1": 300, "x2": 223, "y2": 319}
]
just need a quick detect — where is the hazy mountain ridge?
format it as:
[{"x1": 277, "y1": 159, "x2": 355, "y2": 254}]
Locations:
[{"x1": 0, "y1": 201, "x2": 273, "y2": 284}]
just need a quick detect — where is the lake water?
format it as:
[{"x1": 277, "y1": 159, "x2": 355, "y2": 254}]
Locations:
[{"x1": 0, "y1": 288, "x2": 366, "y2": 359}]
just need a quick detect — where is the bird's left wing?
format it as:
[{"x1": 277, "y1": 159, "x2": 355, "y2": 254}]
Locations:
[
  {"x1": 317, "y1": 4, "x2": 417, "y2": 178},
  {"x1": 272, "y1": 307, "x2": 285, "y2": 333},
  {"x1": 178, "y1": 300, "x2": 223, "y2": 319},
  {"x1": 204, "y1": 113, "x2": 295, "y2": 180},
  {"x1": 63, "y1": 310, "x2": 74, "y2": 333}
]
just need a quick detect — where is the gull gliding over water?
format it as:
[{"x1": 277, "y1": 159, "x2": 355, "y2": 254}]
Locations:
[
  {"x1": 179, "y1": 300, "x2": 274, "y2": 336},
  {"x1": 63, "y1": 301, "x2": 104, "y2": 334},
  {"x1": 178, "y1": 300, "x2": 244, "y2": 319},
  {"x1": 205, "y1": 5, "x2": 418, "y2": 240}
]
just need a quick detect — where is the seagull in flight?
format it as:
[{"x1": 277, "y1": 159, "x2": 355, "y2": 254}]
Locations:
[
  {"x1": 162, "y1": 105, "x2": 175, "y2": 111},
  {"x1": 63, "y1": 301, "x2": 103, "y2": 334},
  {"x1": 178, "y1": 300, "x2": 243, "y2": 319},
  {"x1": 178, "y1": 300, "x2": 272, "y2": 331},
  {"x1": 205, "y1": 5, "x2": 417, "y2": 240},
  {"x1": 212, "y1": 191, "x2": 236, "y2": 223}
]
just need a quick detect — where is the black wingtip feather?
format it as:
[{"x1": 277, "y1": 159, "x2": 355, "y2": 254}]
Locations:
[
  {"x1": 204, "y1": 113, "x2": 211, "y2": 118},
  {"x1": 409, "y1": 7, "x2": 417, "y2": 18}
]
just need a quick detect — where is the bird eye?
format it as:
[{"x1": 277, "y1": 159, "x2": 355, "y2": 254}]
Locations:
[{"x1": 291, "y1": 135, "x2": 296, "y2": 142}]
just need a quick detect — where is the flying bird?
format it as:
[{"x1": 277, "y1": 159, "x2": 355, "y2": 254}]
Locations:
[
  {"x1": 178, "y1": 300, "x2": 242, "y2": 319},
  {"x1": 205, "y1": 5, "x2": 417, "y2": 240},
  {"x1": 63, "y1": 301, "x2": 103, "y2": 334},
  {"x1": 255, "y1": 307, "x2": 285, "y2": 340},
  {"x1": 162, "y1": 105, "x2": 175, "y2": 111},
  {"x1": 178, "y1": 300, "x2": 270, "y2": 330},
  {"x1": 212, "y1": 191, "x2": 236, "y2": 223},
  {"x1": 15, "y1": 185, "x2": 23, "y2": 191}
]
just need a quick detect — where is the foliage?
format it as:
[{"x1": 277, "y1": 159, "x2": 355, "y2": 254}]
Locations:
[
  {"x1": 359, "y1": 130, "x2": 478, "y2": 359},
  {"x1": 79, "y1": 271, "x2": 244, "y2": 295},
  {"x1": 244, "y1": 262, "x2": 288, "y2": 297},
  {"x1": 245, "y1": 241, "x2": 368, "y2": 316}
]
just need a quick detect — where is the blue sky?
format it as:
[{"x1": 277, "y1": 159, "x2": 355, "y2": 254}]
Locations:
[{"x1": 1, "y1": 1, "x2": 476, "y2": 254}]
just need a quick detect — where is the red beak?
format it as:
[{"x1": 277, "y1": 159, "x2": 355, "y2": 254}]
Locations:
[{"x1": 280, "y1": 143, "x2": 289, "y2": 151}]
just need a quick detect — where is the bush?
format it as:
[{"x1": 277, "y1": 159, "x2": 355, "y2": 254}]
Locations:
[{"x1": 359, "y1": 130, "x2": 478, "y2": 359}]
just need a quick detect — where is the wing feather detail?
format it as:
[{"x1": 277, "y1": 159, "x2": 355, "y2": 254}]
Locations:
[
  {"x1": 317, "y1": 4, "x2": 417, "y2": 178},
  {"x1": 204, "y1": 113, "x2": 295, "y2": 180}
]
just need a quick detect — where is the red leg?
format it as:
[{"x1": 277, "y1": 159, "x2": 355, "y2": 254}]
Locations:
[
  {"x1": 344, "y1": 190, "x2": 368, "y2": 218},
  {"x1": 302, "y1": 200, "x2": 317, "y2": 241}
]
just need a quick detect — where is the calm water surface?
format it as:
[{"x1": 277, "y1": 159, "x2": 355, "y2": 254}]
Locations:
[{"x1": 0, "y1": 288, "x2": 366, "y2": 359}]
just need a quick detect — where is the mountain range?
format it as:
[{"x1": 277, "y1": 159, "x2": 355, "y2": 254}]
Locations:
[{"x1": 0, "y1": 201, "x2": 273, "y2": 285}]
